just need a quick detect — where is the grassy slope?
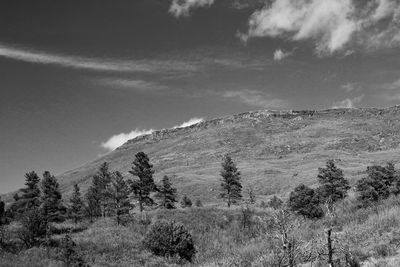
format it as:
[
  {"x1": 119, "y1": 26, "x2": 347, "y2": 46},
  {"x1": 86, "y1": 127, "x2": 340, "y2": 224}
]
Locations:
[{"x1": 54, "y1": 106, "x2": 400, "y2": 204}]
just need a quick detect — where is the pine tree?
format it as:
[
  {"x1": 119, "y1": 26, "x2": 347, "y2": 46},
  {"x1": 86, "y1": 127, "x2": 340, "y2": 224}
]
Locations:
[
  {"x1": 288, "y1": 184, "x2": 324, "y2": 220},
  {"x1": 355, "y1": 164, "x2": 395, "y2": 206},
  {"x1": 155, "y1": 175, "x2": 177, "y2": 209},
  {"x1": 316, "y1": 160, "x2": 350, "y2": 203},
  {"x1": 85, "y1": 187, "x2": 101, "y2": 222},
  {"x1": 11, "y1": 171, "x2": 41, "y2": 215},
  {"x1": 92, "y1": 162, "x2": 112, "y2": 218},
  {"x1": 220, "y1": 155, "x2": 242, "y2": 207},
  {"x1": 40, "y1": 171, "x2": 66, "y2": 222},
  {"x1": 69, "y1": 184, "x2": 84, "y2": 224},
  {"x1": 108, "y1": 171, "x2": 132, "y2": 225},
  {"x1": 128, "y1": 152, "x2": 156, "y2": 217},
  {"x1": 180, "y1": 195, "x2": 192, "y2": 208},
  {"x1": 0, "y1": 197, "x2": 5, "y2": 225}
]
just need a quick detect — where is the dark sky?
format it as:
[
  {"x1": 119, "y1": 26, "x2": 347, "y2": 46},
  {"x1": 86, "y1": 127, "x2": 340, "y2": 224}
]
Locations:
[{"x1": 1, "y1": 0, "x2": 400, "y2": 193}]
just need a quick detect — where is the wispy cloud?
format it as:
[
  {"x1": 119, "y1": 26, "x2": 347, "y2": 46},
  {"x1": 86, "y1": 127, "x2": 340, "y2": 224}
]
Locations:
[
  {"x1": 273, "y1": 49, "x2": 292, "y2": 61},
  {"x1": 96, "y1": 78, "x2": 169, "y2": 91},
  {"x1": 341, "y1": 82, "x2": 362, "y2": 93},
  {"x1": 381, "y1": 78, "x2": 400, "y2": 91},
  {"x1": 221, "y1": 89, "x2": 288, "y2": 109},
  {"x1": 0, "y1": 42, "x2": 198, "y2": 74},
  {"x1": 102, "y1": 117, "x2": 204, "y2": 151},
  {"x1": 173, "y1": 117, "x2": 204, "y2": 129},
  {"x1": 332, "y1": 94, "x2": 364, "y2": 109},
  {"x1": 169, "y1": 0, "x2": 214, "y2": 18},
  {"x1": 240, "y1": 0, "x2": 400, "y2": 55},
  {"x1": 101, "y1": 129, "x2": 154, "y2": 151}
]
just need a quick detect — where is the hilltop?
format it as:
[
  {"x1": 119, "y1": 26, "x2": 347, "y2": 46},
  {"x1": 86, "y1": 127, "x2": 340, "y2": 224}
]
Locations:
[{"x1": 43, "y1": 105, "x2": 400, "y2": 204}]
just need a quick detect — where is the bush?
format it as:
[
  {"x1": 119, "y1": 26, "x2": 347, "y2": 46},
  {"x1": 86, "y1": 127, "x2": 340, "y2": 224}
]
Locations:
[
  {"x1": 195, "y1": 199, "x2": 203, "y2": 207},
  {"x1": 142, "y1": 220, "x2": 196, "y2": 262},
  {"x1": 288, "y1": 184, "x2": 324, "y2": 219},
  {"x1": 18, "y1": 208, "x2": 48, "y2": 248},
  {"x1": 180, "y1": 195, "x2": 193, "y2": 208},
  {"x1": 59, "y1": 234, "x2": 86, "y2": 266}
]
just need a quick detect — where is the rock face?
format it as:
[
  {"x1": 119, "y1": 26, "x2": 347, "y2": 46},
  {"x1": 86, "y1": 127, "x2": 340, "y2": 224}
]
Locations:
[{"x1": 38, "y1": 106, "x2": 400, "y2": 203}]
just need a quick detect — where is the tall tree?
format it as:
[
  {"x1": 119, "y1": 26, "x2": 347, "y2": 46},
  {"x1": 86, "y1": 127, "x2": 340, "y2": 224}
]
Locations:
[
  {"x1": 85, "y1": 186, "x2": 101, "y2": 222},
  {"x1": 40, "y1": 171, "x2": 66, "y2": 222},
  {"x1": 92, "y1": 162, "x2": 112, "y2": 218},
  {"x1": 288, "y1": 184, "x2": 324, "y2": 219},
  {"x1": 0, "y1": 197, "x2": 5, "y2": 225},
  {"x1": 155, "y1": 175, "x2": 177, "y2": 209},
  {"x1": 11, "y1": 171, "x2": 41, "y2": 215},
  {"x1": 316, "y1": 160, "x2": 350, "y2": 203},
  {"x1": 220, "y1": 155, "x2": 242, "y2": 207},
  {"x1": 128, "y1": 152, "x2": 156, "y2": 217},
  {"x1": 108, "y1": 171, "x2": 132, "y2": 225},
  {"x1": 69, "y1": 184, "x2": 84, "y2": 224}
]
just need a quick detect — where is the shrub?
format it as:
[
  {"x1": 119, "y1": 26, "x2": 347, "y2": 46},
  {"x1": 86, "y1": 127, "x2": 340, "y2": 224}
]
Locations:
[
  {"x1": 288, "y1": 184, "x2": 324, "y2": 219},
  {"x1": 59, "y1": 234, "x2": 86, "y2": 266},
  {"x1": 180, "y1": 195, "x2": 193, "y2": 208},
  {"x1": 18, "y1": 208, "x2": 48, "y2": 248},
  {"x1": 142, "y1": 220, "x2": 196, "y2": 262},
  {"x1": 195, "y1": 199, "x2": 203, "y2": 207}
]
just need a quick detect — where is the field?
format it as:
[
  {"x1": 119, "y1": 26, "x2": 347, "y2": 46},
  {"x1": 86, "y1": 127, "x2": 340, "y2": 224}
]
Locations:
[{"x1": 3, "y1": 194, "x2": 400, "y2": 266}]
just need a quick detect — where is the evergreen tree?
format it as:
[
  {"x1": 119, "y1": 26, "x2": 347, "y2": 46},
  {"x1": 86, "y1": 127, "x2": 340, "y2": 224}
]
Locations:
[
  {"x1": 69, "y1": 184, "x2": 84, "y2": 224},
  {"x1": 180, "y1": 195, "x2": 192, "y2": 208},
  {"x1": 288, "y1": 184, "x2": 324, "y2": 219},
  {"x1": 91, "y1": 162, "x2": 112, "y2": 218},
  {"x1": 0, "y1": 197, "x2": 5, "y2": 225},
  {"x1": 85, "y1": 187, "x2": 101, "y2": 222},
  {"x1": 155, "y1": 175, "x2": 177, "y2": 209},
  {"x1": 11, "y1": 171, "x2": 41, "y2": 215},
  {"x1": 108, "y1": 171, "x2": 132, "y2": 225},
  {"x1": 220, "y1": 155, "x2": 242, "y2": 207},
  {"x1": 40, "y1": 171, "x2": 66, "y2": 222},
  {"x1": 128, "y1": 152, "x2": 156, "y2": 216},
  {"x1": 316, "y1": 160, "x2": 350, "y2": 203},
  {"x1": 355, "y1": 164, "x2": 395, "y2": 206}
]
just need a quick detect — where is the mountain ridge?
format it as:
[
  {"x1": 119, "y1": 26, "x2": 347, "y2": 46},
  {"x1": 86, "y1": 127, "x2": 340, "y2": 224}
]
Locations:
[{"x1": 5, "y1": 106, "x2": 400, "y2": 204}]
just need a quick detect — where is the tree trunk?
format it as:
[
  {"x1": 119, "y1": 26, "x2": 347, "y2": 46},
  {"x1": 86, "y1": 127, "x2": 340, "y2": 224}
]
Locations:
[{"x1": 325, "y1": 228, "x2": 333, "y2": 267}]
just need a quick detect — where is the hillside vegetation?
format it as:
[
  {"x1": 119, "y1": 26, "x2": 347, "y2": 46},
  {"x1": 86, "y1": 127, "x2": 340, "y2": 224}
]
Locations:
[{"x1": 57, "y1": 106, "x2": 400, "y2": 203}]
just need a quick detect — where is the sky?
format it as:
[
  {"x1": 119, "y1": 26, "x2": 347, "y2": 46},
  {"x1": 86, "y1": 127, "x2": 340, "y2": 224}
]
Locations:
[{"x1": 1, "y1": 0, "x2": 400, "y2": 193}]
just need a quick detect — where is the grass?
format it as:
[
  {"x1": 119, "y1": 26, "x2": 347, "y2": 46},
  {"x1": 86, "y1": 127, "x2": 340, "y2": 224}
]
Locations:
[{"x1": 4, "y1": 195, "x2": 400, "y2": 266}]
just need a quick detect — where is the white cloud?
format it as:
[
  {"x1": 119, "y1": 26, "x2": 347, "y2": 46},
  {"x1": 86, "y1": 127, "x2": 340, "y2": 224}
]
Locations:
[
  {"x1": 241, "y1": 0, "x2": 400, "y2": 55},
  {"x1": 273, "y1": 49, "x2": 292, "y2": 61},
  {"x1": 341, "y1": 82, "x2": 362, "y2": 93},
  {"x1": 173, "y1": 117, "x2": 204, "y2": 128},
  {"x1": 101, "y1": 129, "x2": 154, "y2": 151},
  {"x1": 381, "y1": 78, "x2": 400, "y2": 90},
  {"x1": 332, "y1": 94, "x2": 364, "y2": 109},
  {"x1": 102, "y1": 117, "x2": 204, "y2": 151},
  {"x1": 169, "y1": 0, "x2": 214, "y2": 18},
  {"x1": 0, "y1": 42, "x2": 198, "y2": 74},
  {"x1": 97, "y1": 78, "x2": 169, "y2": 91},
  {"x1": 222, "y1": 89, "x2": 288, "y2": 109}
]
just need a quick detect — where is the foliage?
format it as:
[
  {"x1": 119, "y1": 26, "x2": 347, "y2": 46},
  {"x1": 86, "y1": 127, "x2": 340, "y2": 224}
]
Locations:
[
  {"x1": 88, "y1": 162, "x2": 112, "y2": 218},
  {"x1": 128, "y1": 152, "x2": 157, "y2": 214},
  {"x1": 220, "y1": 155, "x2": 242, "y2": 207},
  {"x1": 69, "y1": 184, "x2": 84, "y2": 224},
  {"x1": 246, "y1": 185, "x2": 256, "y2": 204},
  {"x1": 317, "y1": 160, "x2": 350, "y2": 203},
  {"x1": 9, "y1": 171, "x2": 41, "y2": 216},
  {"x1": 195, "y1": 199, "x2": 203, "y2": 208},
  {"x1": 288, "y1": 184, "x2": 324, "y2": 219},
  {"x1": 268, "y1": 196, "x2": 284, "y2": 210},
  {"x1": 40, "y1": 171, "x2": 66, "y2": 222},
  {"x1": 155, "y1": 175, "x2": 177, "y2": 209},
  {"x1": 18, "y1": 208, "x2": 48, "y2": 248},
  {"x1": 59, "y1": 234, "x2": 86, "y2": 266},
  {"x1": 142, "y1": 220, "x2": 196, "y2": 262},
  {"x1": 355, "y1": 163, "x2": 395, "y2": 206},
  {"x1": 108, "y1": 171, "x2": 133, "y2": 225},
  {"x1": 180, "y1": 195, "x2": 192, "y2": 208}
]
